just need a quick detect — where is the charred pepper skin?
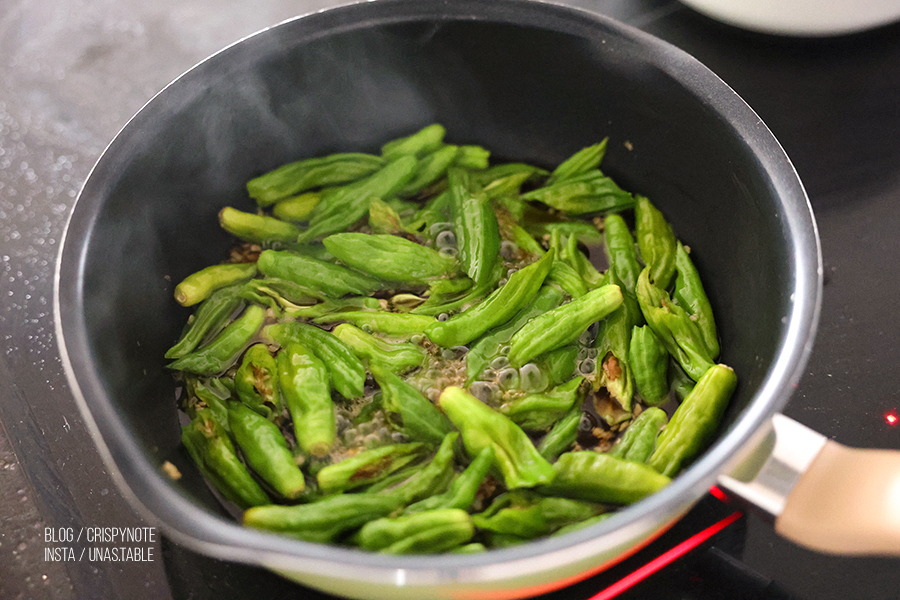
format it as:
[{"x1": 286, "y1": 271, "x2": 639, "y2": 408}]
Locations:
[
  {"x1": 227, "y1": 402, "x2": 306, "y2": 499},
  {"x1": 246, "y1": 152, "x2": 385, "y2": 206},
  {"x1": 647, "y1": 364, "x2": 737, "y2": 477},
  {"x1": 168, "y1": 304, "x2": 266, "y2": 376},
  {"x1": 542, "y1": 451, "x2": 671, "y2": 505},
  {"x1": 609, "y1": 406, "x2": 669, "y2": 464},
  {"x1": 181, "y1": 410, "x2": 270, "y2": 509},
  {"x1": 277, "y1": 342, "x2": 335, "y2": 458},
  {"x1": 243, "y1": 494, "x2": 405, "y2": 544},
  {"x1": 174, "y1": 262, "x2": 257, "y2": 307},
  {"x1": 438, "y1": 386, "x2": 555, "y2": 490},
  {"x1": 233, "y1": 343, "x2": 281, "y2": 420},
  {"x1": 165, "y1": 284, "x2": 244, "y2": 359},
  {"x1": 508, "y1": 284, "x2": 623, "y2": 368},
  {"x1": 263, "y1": 322, "x2": 367, "y2": 400},
  {"x1": 673, "y1": 242, "x2": 720, "y2": 359},
  {"x1": 635, "y1": 196, "x2": 677, "y2": 290},
  {"x1": 425, "y1": 249, "x2": 555, "y2": 348}
]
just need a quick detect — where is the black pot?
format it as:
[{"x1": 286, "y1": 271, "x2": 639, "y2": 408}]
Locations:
[{"x1": 55, "y1": 1, "x2": 824, "y2": 598}]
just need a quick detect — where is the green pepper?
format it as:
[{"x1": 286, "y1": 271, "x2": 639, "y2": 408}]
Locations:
[
  {"x1": 181, "y1": 376, "x2": 231, "y2": 431},
  {"x1": 438, "y1": 386, "x2": 555, "y2": 489},
  {"x1": 561, "y1": 232, "x2": 604, "y2": 288},
  {"x1": 500, "y1": 377, "x2": 585, "y2": 432},
  {"x1": 282, "y1": 296, "x2": 382, "y2": 320},
  {"x1": 634, "y1": 196, "x2": 677, "y2": 290},
  {"x1": 593, "y1": 267, "x2": 641, "y2": 410},
  {"x1": 218, "y1": 207, "x2": 301, "y2": 243},
  {"x1": 537, "y1": 405, "x2": 582, "y2": 462},
  {"x1": 370, "y1": 364, "x2": 453, "y2": 446},
  {"x1": 246, "y1": 152, "x2": 385, "y2": 206},
  {"x1": 386, "y1": 432, "x2": 458, "y2": 503},
  {"x1": 521, "y1": 170, "x2": 634, "y2": 216},
  {"x1": 452, "y1": 145, "x2": 491, "y2": 170},
  {"x1": 356, "y1": 508, "x2": 474, "y2": 554},
  {"x1": 298, "y1": 155, "x2": 418, "y2": 243},
  {"x1": 408, "y1": 191, "x2": 452, "y2": 239},
  {"x1": 314, "y1": 311, "x2": 436, "y2": 338},
  {"x1": 448, "y1": 167, "x2": 501, "y2": 287},
  {"x1": 548, "y1": 259, "x2": 589, "y2": 299},
  {"x1": 647, "y1": 364, "x2": 737, "y2": 477},
  {"x1": 673, "y1": 242, "x2": 720, "y2": 359},
  {"x1": 233, "y1": 343, "x2": 281, "y2": 419},
  {"x1": 368, "y1": 198, "x2": 408, "y2": 235},
  {"x1": 333, "y1": 324, "x2": 427, "y2": 375},
  {"x1": 669, "y1": 361, "x2": 696, "y2": 401},
  {"x1": 381, "y1": 124, "x2": 446, "y2": 160},
  {"x1": 168, "y1": 304, "x2": 266, "y2": 376},
  {"x1": 240, "y1": 277, "x2": 323, "y2": 310},
  {"x1": 263, "y1": 322, "x2": 367, "y2": 400},
  {"x1": 227, "y1": 402, "x2": 306, "y2": 499},
  {"x1": 243, "y1": 494, "x2": 404, "y2": 543},
  {"x1": 636, "y1": 268, "x2": 715, "y2": 381},
  {"x1": 165, "y1": 284, "x2": 245, "y2": 359},
  {"x1": 277, "y1": 342, "x2": 335, "y2": 458},
  {"x1": 508, "y1": 284, "x2": 623, "y2": 368},
  {"x1": 541, "y1": 451, "x2": 671, "y2": 505},
  {"x1": 546, "y1": 139, "x2": 608, "y2": 185},
  {"x1": 465, "y1": 286, "x2": 564, "y2": 384},
  {"x1": 256, "y1": 249, "x2": 387, "y2": 298},
  {"x1": 629, "y1": 325, "x2": 670, "y2": 406},
  {"x1": 410, "y1": 265, "x2": 500, "y2": 317},
  {"x1": 271, "y1": 191, "x2": 320, "y2": 222},
  {"x1": 473, "y1": 163, "x2": 547, "y2": 191},
  {"x1": 552, "y1": 513, "x2": 614, "y2": 537},
  {"x1": 322, "y1": 233, "x2": 458, "y2": 285},
  {"x1": 523, "y1": 220, "x2": 603, "y2": 246},
  {"x1": 534, "y1": 344, "x2": 580, "y2": 388},
  {"x1": 173, "y1": 262, "x2": 257, "y2": 307},
  {"x1": 472, "y1": 491, "x2": 604, "y2": 538},
  {"x1": 405, "y1": 446, "x2": 494, "y2": 514},
  {"x1": 181, "y1": 410, "x2": 270, "y2": 509},
  {"x1": 609, "y1": 407, "x2": 668, "y2": 464},
  {"x1": 316, "y1": 443, "x2": 426, "y2": 493},
  {"x1": 603, "y1": 213, "x2": 642, "y2": 296},
  {"x1": 398, "y1": 144, "x2": 460, "y2": 197},
  {"x1": 425, "y1": 249, "x2": 554, "y2": 347}
]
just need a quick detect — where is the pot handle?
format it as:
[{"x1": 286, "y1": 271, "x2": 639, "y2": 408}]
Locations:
[{"x1": 717, "y1": 413, "x2": 900, "y2": 556}]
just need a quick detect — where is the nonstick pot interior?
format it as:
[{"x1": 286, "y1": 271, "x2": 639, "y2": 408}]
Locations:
[{"x1": 56, "y1": 0, "x2": 819, "y2": 596}]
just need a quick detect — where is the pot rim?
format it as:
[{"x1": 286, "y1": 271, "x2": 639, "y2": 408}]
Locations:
[{"x1": 53, "y1": 0, "x2": 822, "y2": 586}]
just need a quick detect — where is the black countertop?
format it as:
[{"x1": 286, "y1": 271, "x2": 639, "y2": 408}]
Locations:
[{"x1": 1, "y1": 1, "x2": 898, "y2": 599}]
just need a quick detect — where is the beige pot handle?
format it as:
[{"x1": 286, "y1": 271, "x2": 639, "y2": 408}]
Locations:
[{"x1": 718, "y1": 414, "x2": 900, "y2": 556}]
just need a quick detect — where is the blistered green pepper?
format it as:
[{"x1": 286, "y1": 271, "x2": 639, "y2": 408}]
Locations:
[
  {"x1": 634, "y1": 196, "x2": 677, "y2": 290},
  {"x1": 501, "y1": 377, "x2": 585, "y2": 432},
  {"x1": 282, "y1": 296, "x2": 382, "y2": 320},
  {"x1": 165, "y1": 284, "x2": 245, "y2": 359},
  {"x1": 322, "y1": 233, "x2": 458, "y2": 285},
  {"x1": 547, "y1": 259, "x2": 589, "y2": 299},
  {"x1": 669, "y1": 361, "x2": 695, "y2": 401},
  {"x1": 263, "y1": 322, "x2": 367, "y2": 400},
  {"x1": 594, "y1": 267, "x2": 641, "y2": 410},
  {"x1": 452, "y1": 145, "x2": 491, "y2": 170},
  {"x1": 673, "y1": 242, "x2": 719, "y2": 359},
  {"x1": 228, "y1": 402, "x2": 305, "y2": 499},
  {"x1": 218, "y1": 207, "x2": 301, "y2": 243},
  {"x1": 546, "y1": 140, "x2": 608, "y2": 185},
  {"x1": 314, "y1": 311, "x2": 436, "y2": 338},
  {"x1": 385, "y1": 432, "x2": 458, "y2": 504},
  {"x1": 405, "y1": 446, "x2": 494, "y2": 514},
  {"x1": 257, "y1": 249, "x2": 386, "y2": 298},
  {"x1": 333, "y1": 324, "x2": 427, "y2": 375},
  {"x1": 240, "y1": 277, "x2": 323, "y2": 310},
  {"x1": 521, "y1": 170, "x2": 634, "y2": 216},
  {"x1": 541, "y1": 451, "x2": 671, "y2": 505},
  {"x1": 356, "y1": 508, "x2": 474, "y2": 554},
  {"x1": 609, "y1": 407, "x2": 668, "y2": 464},
  {"x1": 233, "y1": 343, "x2": 281, "y2": 419},
  {"x1": 647, "y1": 364, "x2": 737, "y2": 477},
  {"x1": 368, "y1": 198, "x2": 408, "y2": 235},
  {"x1": 298, "y1": 155, "x2": 418, "y2": 243},
  {"x1": 448, "y1": 167, "x2": 501, "y2": 287},
  {"x1": 399, "y1": 144, "x2": 460, "y2": 197},
  {"x1": 243, "y1": 494, "x2": 404, "y2": 543},
  {"x1": 508, "y1": 284, "x2": 623, "y2": 368},
  {"x1": 381, "y1": 124, "x2": 446, "y2": 160},
  {"x1": 181, "y1": 410, "x2": 270, "y2": 509},
  {"x1": 247, "y1": 153, "x2": 385, "y2": 206},
  {"x1": 168, "y1": 304, "x2": 266, "y2": 376},
  {"x1": 537, "y1": 405, "x2": 582, "y2": 462},
  {"x1": 370, "y1": 364, "x2": 453, "y2": 446},
  {"x1": 181, "y1": 376, "x2": 231, "y2": 431},
  {"x1": 174, "y1": 262, "x2": 257, "y2": 307},
  {"x1": 472, "y1": 491, "x2": 603, "y2": 539},
  {"x1": 316, "y1": 443, "x2": 426, "y2": 494},
  {"x1": 271, "y1": 191, "x2": 320, "y2": 222},
  {"x1": 411, "y1": 264, "x2": 501, "y2": 317},
  {"x1": 629, "y1": 325, "x2": 670, "y2": 406},
  {"x1": 277, "y1": 342, "x2": 335, "y2": 458},
  {"x1": 636, "y1": 268, "x2": 714, "y2": 381},
  {"x1": 603, "y1": 213, "x2": 642, "y2": 296},
  {"x1": 425, "y1": 250, "x2": 554, "y2": 347},
  {"x1": 439, "y1": 386, "x2": 555, "y2": 489}
]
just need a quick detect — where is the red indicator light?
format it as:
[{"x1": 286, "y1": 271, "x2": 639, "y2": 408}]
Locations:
[{"x1": 886, "y1": 410, "x2": 899, "y2": 426}]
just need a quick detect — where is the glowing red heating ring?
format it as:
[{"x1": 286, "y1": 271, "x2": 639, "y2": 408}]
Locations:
[{"x1": 588, "y1": 487, "x2": 742, "y2": 600}]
